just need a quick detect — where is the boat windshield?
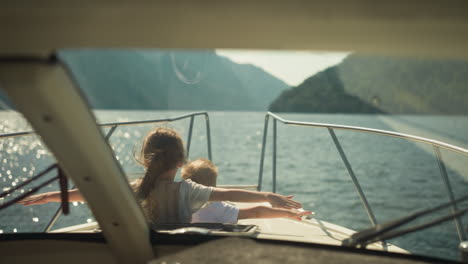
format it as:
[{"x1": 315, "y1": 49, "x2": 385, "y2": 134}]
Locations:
[{"x1": 0, "y1": 48, "x2": 467, "y2": 262}]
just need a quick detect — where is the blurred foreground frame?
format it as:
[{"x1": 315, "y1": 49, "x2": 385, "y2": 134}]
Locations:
[{"x1": 1, "y1": 0, "x2": 468, "y2": 58}]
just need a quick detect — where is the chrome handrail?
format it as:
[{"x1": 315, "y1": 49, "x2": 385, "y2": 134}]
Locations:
[
  {"x1": 265, "y1": 112, "x2": 468, "y2": 155},
  {"x1": 258, "y1": 112, "x2": 467, "y2": 240},
  {"x1": 0, "y1": 130, "x2": 34, "y2": 138},
  {"x1": 0, "y1": 111, "x2": 213, "y2": 232}
]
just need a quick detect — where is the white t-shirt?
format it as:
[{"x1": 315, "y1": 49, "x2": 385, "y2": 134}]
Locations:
[
  {"x1": 178, "y1": 179, "x2": 214, "y2": 222},
  {"x1": 191, "y1": 201, "x2": 239, "y2": 224}
]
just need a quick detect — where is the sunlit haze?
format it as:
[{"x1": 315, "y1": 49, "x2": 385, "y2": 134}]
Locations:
[{"x1": 216, "y1": 50, "x2": 350, "y2": 86}]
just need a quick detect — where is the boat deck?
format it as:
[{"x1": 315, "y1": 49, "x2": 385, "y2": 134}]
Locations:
[
  {"x1": 234, "y1": 202, "x2": 408, "y2": 254},
  {"x1": 51, "y1": 201, "x2": 408, "y2": 255}
]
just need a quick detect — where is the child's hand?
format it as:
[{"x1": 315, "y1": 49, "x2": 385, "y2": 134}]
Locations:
[
  {"x1": 267, "y1": 193, "x2": 302, "y2": 209},
  {"x1": 16, "y1": 193, "x2": 49, "y2": 206},
  {"x1": 286, "y1": 209, "x2": 314, "y2": 221}
]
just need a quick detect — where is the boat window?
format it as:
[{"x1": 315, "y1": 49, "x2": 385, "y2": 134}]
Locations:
[{"x1": 1, "y1": 49, "x2": 468, "y2": 262}]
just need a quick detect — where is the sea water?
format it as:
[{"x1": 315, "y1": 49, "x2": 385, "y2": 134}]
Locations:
[{"x1": 0, "y1": 110, "x2": 467, "y2": 261}]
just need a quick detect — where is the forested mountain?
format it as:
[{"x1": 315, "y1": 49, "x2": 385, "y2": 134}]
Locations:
[
  {"x1": 0, "y1": 50, "x2": 289, "y2": 111},
  {"x1": 269, "y1": 67, "x2": 383, "y2": 113},
  {"x1": 270, "y1": 54, "x2": 468, "y2": 114}
]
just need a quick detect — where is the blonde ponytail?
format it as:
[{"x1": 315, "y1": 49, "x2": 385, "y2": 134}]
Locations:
[
  {"x1": 135, "y1": 128, "x2": 186, "y2": 200},
  {"x1": 138, "y1": 151, "x2": 165, "y2": 199}
]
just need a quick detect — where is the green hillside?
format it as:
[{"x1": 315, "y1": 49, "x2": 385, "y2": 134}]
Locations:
[
  {"x1": 269, "y1": 67, "x2": 383, "y2": 113},
  {"x1": 269, "y1": 54, "x2": 468, "y2": 114},
  {"x1": 0, "y1": 50, "x2": 289, "y2": 111},
  {"x1": 59, "y1": 50, "x2": 289, "y2": 111}
]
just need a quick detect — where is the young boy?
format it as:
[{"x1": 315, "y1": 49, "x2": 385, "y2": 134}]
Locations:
[{"x1": 181, "y1": 158, "x2": 312, "y2": 223}]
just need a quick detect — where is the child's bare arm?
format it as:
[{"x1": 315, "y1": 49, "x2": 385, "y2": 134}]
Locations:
[
  {"x1": 238, "y1": 205, "x2": 312, "y2": 221},
  {"x1": 16, "y1": 189, "x2": 84, "y2": 206},
  {"x1": 209, "y1": 188, "x2": 302, "y2": 209}
]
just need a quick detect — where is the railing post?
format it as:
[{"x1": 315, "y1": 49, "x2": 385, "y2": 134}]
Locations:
[
  {"x1": 433, "y1": 146, "x2": 467, "y2": 241},
  {"x1": 258, "y1": 114, "x2": 270, "y2": 191},
  {"x1": 273, "y1": 119, "x2": 277, "y2": 193},
  {"x1": 105, "y1": 125, "x2": 118, "y2": 141},
  {"x1": 205, "y1": 113, "x2": 212, "y2": 161},
  {"x1": 186, "y1": 116, "x2": 195, "y2": 159},
  {"x1": 328, "y1": 128, "x2": 378, "y2": 226}
]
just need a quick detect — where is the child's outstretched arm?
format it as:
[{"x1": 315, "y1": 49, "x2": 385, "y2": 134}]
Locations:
[
  {"x1": 16, "y1": 189, "x2": 84, "y2": 206},
  {"x1": 209, "y1": 188, "x2": 302, "y2": 209},
  {"x1": 238, "y1": 205, "x2": 313, "y2": 221}
]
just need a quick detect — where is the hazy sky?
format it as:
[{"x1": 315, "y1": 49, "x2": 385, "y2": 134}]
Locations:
[{"x1": 216, "y1": 49, "x2": 350, "y2": 86}]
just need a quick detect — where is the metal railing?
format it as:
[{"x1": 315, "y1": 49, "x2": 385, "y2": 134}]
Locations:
[
  {"x1": 258, "y1": 112, "x2": 468, "y2": 241},
  {"x1": 0, "y1": 111, "x2": 212, "y2": 232},
  {"x1": 98, "y1": 111, "x2": 212, "y2": 161}
]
